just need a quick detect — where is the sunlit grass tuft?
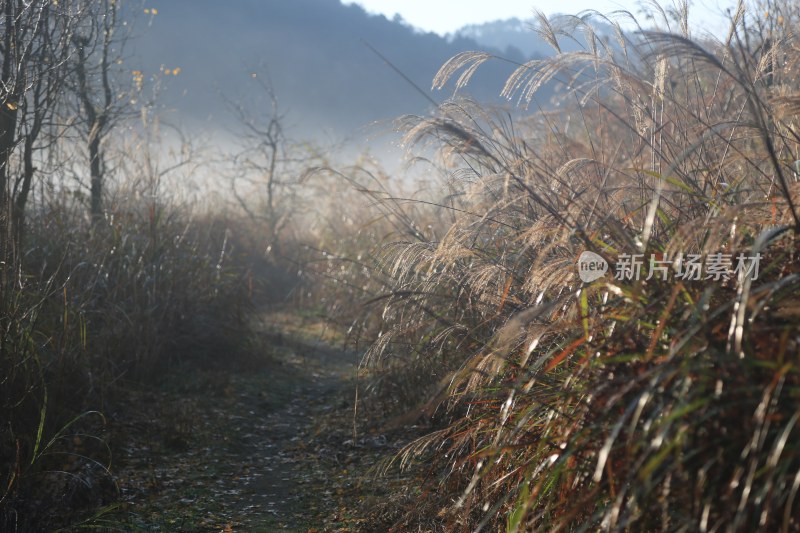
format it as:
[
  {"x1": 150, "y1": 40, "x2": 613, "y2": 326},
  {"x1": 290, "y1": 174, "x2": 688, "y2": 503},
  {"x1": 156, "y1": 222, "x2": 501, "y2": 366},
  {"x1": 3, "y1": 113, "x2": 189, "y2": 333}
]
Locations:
[{"x1": 311, "y1": 2, "x2": 800, "y2": 529}]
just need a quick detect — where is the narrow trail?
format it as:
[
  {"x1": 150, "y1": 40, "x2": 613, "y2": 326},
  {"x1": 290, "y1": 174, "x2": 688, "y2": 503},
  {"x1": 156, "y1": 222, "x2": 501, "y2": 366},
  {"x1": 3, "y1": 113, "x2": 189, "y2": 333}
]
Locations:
[{"x1": 112, "y1": 316, "x2": 404, "y2": 531}]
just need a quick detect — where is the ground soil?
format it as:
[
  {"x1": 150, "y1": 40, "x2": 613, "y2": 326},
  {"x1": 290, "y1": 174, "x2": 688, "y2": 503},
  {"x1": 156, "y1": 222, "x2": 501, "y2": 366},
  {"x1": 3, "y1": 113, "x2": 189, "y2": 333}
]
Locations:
[{"x1": 107, "y1": 312, "x2": 420, "y2": 532}]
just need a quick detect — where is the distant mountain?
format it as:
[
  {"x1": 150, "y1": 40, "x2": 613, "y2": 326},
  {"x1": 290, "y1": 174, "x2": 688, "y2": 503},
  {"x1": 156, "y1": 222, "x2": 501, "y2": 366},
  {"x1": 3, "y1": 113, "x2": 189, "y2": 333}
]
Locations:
[
  {"x1": 454, "y1": 17, "x2": 549, "y2": 59},
  {"x1": 454, "y1": 15, "x2": 619, "y2": 60},
  {"x1": 127, "y1": 0, "x2": 535, "y2": 141}
]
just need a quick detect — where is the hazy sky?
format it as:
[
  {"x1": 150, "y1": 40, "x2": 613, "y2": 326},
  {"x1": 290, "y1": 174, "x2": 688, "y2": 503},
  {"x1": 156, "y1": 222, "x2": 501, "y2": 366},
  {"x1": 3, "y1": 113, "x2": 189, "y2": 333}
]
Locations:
[{"x1": 345, "y1": 0, "x2": 737, "y2": 36}]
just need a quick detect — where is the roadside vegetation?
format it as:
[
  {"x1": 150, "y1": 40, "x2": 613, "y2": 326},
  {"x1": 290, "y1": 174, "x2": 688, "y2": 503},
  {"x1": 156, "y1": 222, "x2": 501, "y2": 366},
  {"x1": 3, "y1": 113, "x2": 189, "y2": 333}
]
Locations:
[
  {"x1": 0, "y1": 2, "x2": 256, "y2": 529},
  {"x1": 306, "y1": 1, "x2": 800, "y2": 530},
  {"x1": 3, "y1": 0, "x2": 800, "y2": 531}
]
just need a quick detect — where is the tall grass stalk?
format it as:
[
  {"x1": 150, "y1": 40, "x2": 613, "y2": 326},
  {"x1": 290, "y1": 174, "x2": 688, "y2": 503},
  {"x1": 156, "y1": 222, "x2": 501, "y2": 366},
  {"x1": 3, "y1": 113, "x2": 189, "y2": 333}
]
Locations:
[{"x1": 326, "y1": 3, "x2": 800, "y2": 530}]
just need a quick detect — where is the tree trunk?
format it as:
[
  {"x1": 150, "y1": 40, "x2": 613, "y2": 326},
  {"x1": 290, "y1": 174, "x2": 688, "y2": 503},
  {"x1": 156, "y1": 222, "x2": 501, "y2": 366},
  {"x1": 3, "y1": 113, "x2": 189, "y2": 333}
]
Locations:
[
  {"x1": 11, "y1": 135, "x2": 35, "y2": 250},
  {"x1": 89, "y1": 130, "x2": 102, "y2": 221},
  {"x1": 0, "y1": 105, "x2": 17, "y2": 255}
]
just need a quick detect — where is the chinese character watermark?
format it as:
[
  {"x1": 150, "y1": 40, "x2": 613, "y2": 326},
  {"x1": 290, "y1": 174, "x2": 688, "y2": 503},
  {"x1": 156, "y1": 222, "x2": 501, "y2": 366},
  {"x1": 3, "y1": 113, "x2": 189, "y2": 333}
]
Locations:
[{"x1": 576, "y1": 251, "x2": 762, "y2": 282}]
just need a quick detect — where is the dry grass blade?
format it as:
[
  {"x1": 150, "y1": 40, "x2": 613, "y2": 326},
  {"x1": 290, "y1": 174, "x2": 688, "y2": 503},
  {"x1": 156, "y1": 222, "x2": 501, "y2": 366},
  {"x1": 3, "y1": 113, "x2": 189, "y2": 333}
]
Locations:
[
  {"x1": 433, "y1": 51, "x2": 493, "y2": 91},
  {"x1": 356, "y1": 3, "x2": 800, "y2": 530}
]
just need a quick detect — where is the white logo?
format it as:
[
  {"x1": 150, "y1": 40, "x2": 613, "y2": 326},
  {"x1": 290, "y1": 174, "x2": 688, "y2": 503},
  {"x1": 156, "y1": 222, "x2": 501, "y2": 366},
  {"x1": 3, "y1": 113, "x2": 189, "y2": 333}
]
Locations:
[{"x1": 577, "y1": 251, "x2": 608, "y2": 282}]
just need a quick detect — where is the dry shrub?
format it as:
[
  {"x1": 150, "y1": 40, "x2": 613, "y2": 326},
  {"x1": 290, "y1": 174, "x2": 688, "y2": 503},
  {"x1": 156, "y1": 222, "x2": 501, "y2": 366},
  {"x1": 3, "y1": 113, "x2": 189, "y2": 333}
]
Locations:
[
  {"x1": 356, "y1": 3, "x2": 800, "y2": 530},
  {"x1": 1, "y1": 183, "x2": 253, "y2": 529}
]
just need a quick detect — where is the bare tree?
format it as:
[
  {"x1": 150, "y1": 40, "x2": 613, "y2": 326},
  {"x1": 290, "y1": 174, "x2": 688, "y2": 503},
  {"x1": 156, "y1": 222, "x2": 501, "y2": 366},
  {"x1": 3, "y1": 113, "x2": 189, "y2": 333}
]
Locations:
[
  {"x1": 0, "y1": 0, "x2": 80, "y2": 258},
  {"x1": 69, "y1": 0, "x2": 132, "y2": 223},
  {"x1": 229, "y1": 76, "x2": 298, "y2": 260}
]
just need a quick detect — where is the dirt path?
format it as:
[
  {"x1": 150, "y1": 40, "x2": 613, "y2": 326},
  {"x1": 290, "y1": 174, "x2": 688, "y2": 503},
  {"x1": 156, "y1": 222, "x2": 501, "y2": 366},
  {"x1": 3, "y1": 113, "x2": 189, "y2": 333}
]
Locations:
[{"x1": 111, "y1": 319, "x2": 403, "y2": 532}]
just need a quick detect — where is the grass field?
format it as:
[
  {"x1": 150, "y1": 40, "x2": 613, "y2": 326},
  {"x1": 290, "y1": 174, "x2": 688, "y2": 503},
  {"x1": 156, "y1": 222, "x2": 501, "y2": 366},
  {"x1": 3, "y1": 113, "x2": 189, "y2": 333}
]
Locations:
[{"x1": 3, "y1": 1, "x2": 800, "y2": 531}]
